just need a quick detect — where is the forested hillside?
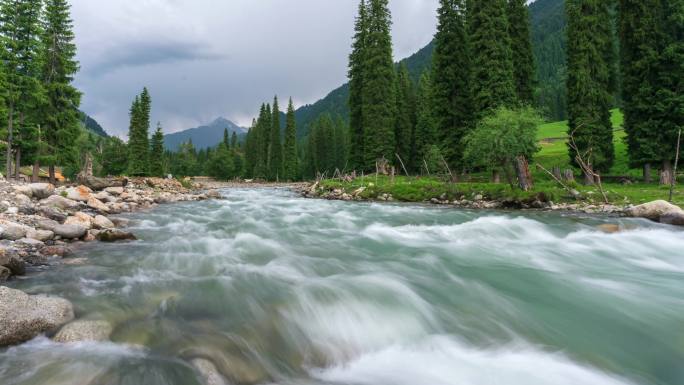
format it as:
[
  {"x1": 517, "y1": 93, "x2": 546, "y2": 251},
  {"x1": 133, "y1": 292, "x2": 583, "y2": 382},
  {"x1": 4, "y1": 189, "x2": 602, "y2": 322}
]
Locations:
[{"x1": 294, "y1": 0, "x2": 568, "y2": 136}]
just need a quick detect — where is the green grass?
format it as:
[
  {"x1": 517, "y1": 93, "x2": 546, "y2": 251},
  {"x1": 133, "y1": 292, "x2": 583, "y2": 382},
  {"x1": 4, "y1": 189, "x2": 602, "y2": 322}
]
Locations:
[{"x1": 318, "y1": 109, "x2": 684, "y2": 208}]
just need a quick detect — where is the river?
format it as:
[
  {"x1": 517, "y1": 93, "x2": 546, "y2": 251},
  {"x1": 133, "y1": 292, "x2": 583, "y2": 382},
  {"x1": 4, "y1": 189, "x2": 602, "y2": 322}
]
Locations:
[{"x1": 1, "y1": 188, "x2": 683, "y2": 385}]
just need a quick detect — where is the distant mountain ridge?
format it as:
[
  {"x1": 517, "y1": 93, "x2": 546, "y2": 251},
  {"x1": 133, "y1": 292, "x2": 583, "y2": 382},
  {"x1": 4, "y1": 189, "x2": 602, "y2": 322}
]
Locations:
[
  {"x1": 79, "y1": 111, "x2": 109, "y2": 137},
  {"x1": 163, "y1": 117, "x2": 247, "y2": 151}
]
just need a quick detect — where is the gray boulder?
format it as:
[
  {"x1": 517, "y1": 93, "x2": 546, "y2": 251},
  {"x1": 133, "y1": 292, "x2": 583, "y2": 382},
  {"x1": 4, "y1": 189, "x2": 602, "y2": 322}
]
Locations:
[
  {"x1": 40, "y1": 195, "x2": 80, "y2": 210},
  {"x1": 13, "y1": 185, "x2": 33, "y2": 198},
  {"x1": 37, "y1": 219, "x2": 60, "y2": 232},
  {"x1": 53, "y1": 224, "x2": 87, "y2": 239},
  {"x1": 192, "y1": 358, "x2": 228, "y2": 385},
  {"x1": 65, "y1": 185, "x2": 92, "y2": 202},
  {"x1": 104, "y1": 186, "x2": 124, "y2": 195},
  {"x1": 661, "y1": 210, "x2": 684, "y2": 226},
  {"x1": 0, "y1": 221, "x2": 29, "y2": 241},
  {"x1": 0, "y1": 286, "x2": 74, "y2": 346},
  {"x1": 626, "y1": 200, "x2": 683, "y2": 221},
  {"x1": 93, "y1": 215, "x2": 115, "y2": 229},
  {"x1": 53, "y1": 320, "x2": 113, "y2": 343},
  {"x1": 38, "y1": 207, "x2": 67, "y2": 223},
  {"x1": 0, "y1": 247, "x2": 25, "y2": 275},
  {"x1": 0, "y1": 267, "x2": 10, "y2": 282},
  {"x1": 29, "y1": 183, "x2": 55, "y2": 199},
  {"x1": 27, "y1": 229, "x2": 54, "y2": 242},
  {"x1": 13, "y1": 194, "x2": 31, "y2": 206}
]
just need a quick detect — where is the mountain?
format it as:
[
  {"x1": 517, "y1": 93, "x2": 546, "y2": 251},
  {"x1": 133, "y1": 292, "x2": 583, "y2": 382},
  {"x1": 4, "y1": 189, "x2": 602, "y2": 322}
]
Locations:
[
  {"x1": 293, "y1": 0, "x2": 567, "y2": 136},
  {"x1": 79, "y1": 111, "x2": 109, "y2": 137},
  {"x1": 163, "y1": 117, "x2": 247, "y2": 151}
]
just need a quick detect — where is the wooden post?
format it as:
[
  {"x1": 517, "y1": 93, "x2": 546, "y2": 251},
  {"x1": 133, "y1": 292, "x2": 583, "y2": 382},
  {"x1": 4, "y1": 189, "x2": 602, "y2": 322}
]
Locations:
[{"x1": 670, "y1": 129, "x2": 681, "y2": 202}]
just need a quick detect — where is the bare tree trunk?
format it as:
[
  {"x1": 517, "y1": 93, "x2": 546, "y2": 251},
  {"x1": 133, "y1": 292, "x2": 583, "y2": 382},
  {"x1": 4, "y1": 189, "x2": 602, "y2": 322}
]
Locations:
[
  {"x1": 32, "y1": 162, "x2": 39, "y2": 183},
  {"x1": 552, "y1": 166, "x2": 562, "y2": 181},
  {"x1": 492, "y1": 169, "x2": 501, "y2": 184},
  {"x1": 661, "y1": 159, "x2": 673, "y2": 185},
  {"x1": 643, "y1": 163, "x2": 652, "y2": 184},
  {"x1": 515, "y1": 155, "x2": 534, "y2": 191},
  {"x1": 584, "y1": 166, "x2": 595, "y2": 185},
  {"x1": 5, "y1": 103, "x2": 13, "y2": 179},
  {"x1": 49, "y1": 165, "x2": 56, "y2": 185},
  {"x1": 563, "y1": 169, "x2": 575, "y2": 183}
]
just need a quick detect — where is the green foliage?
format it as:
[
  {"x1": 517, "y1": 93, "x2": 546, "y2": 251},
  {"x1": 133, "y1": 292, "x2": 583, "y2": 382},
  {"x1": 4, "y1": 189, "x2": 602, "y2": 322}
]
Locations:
[
  {"x1": 432, "y1": 0, "x2": 473, "y2": 168},
  {"x1": 101, "y1": 136, "x2": 128, "y2": 176},
  {"x1": 127, "y1": 88, "x2": 151, "y2": 176},
  {"x1": 348, "y1": 0, "x2": 368, "y2": 170},
  {"x1": 303, "y1": 114, "x2": 347, "y2": 178},
  {"x1": 149, "y1": 122, "x2": 165, "y2": 177},
  {"x1": 566, "y1": 0, "x2": 615, "y2": 172},
  {"x1": 508, "y1": 0, "x2": 536, "y2": 104},
  {"x1": 394, "y1": 63, "x2": 415, "y2": 169},
  {"x1": 283, "y1": 98, "x2": 298, "y2": 181},
  {"x1": 413, "y1": 71, "x2": 438, "y2": 169},
  {"x1": 463, "y1": 107, "x2": 542, "y2": 176},
  {"x1": 469, "y1": 0, "x2": 517, "y2": 115},
  {"x1": 268, "y1": 96, "x2": 283, "y2": 180}
]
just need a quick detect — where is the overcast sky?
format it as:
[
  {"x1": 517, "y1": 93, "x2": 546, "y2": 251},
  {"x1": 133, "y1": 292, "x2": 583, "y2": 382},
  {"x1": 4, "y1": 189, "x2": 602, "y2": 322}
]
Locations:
[{"x1": 70, "y1": 0, "x2": 440, "y2": 137}]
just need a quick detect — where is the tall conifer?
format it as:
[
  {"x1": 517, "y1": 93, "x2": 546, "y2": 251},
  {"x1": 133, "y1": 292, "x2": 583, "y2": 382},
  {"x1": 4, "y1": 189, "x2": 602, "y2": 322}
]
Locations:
[
  {"x1": 283, "y1": 98, "x2": 298, "y2": 180},
  {"x1": 268, "y1": 96, "x2": 283, "y2": 180},
  {"x1": 508, "y1": 0, "x2": 535, "y2": 104},
  {"x1": 348, "y1": 0, "x2": 369, "y2": 171},
  {"x1": 362, "y1": 0, "x2": 396, "y2": 168},
  {"x1": 394, "y1": 63, "x2": 415, "y2": 169},
  {"x1": 150, "y1": 122, "x2": 165, "y2": 177},
  {"x1": 414, "y1": 71, "x2": 438, "y2": 168},
  {"x1": 432, "y1": 0, "x2": 473, "y2": 168},
  {"x1": 127, "y1": 88, "x2": 151, "y2": 176},
  {"x1": 469, "y1": 0, "x2": 517, "y2": 115},
  {"x1": 566, "y1": 0, "x2": 614, "y2": 173}
]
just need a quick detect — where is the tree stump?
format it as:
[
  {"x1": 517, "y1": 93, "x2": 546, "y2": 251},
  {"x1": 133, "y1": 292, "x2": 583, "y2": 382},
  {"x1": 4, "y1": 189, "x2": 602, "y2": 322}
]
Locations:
[
  {"x1": 563, "y1": 169, "x2": 575, "y2": 182},
  {"x1": 553, "y1": 166, "x2": 562, "y2": 180},
  {"x1": 376, "y1": 158, "x2": 390, "y2": 176},
  {"x1": 661, "y1": 160, "x2": 673, "y2": 185},
  {"x1": 643, "y1": 163, "x2": 652, "y2": 184},
  {"x1": 515, "y1": 155, "x2": 534, "y2": 191},
  {"x1": 492, "y1": 170, "x2": 501, "y2": 184}
]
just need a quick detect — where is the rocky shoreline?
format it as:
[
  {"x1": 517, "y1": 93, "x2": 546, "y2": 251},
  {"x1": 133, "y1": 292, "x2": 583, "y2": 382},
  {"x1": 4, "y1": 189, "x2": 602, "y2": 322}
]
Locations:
[{"x1": 298, "y1": 181, "x2": 684, "y2": 226}]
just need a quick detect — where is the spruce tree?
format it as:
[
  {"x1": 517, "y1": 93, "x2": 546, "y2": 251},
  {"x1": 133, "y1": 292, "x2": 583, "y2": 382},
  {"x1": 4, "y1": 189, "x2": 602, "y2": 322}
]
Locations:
[
  {"x1": 333, "y1": 115, "x2": 349, "y2": 172},
  {"x1": 507, "y1": 0, "x2": 535, "y2": 104},
  {"x1": 432, "y1": 0, "x2": 473, "y2": 168},
  {"x1": 149, "y1": 122, "x2": 165, "y2": 177},
  {"x1": 39, "y1": 0, "x2": 81, "y2": 183},
  {"x1": 394, "y1": 63, "x2": 415, "y2": 170},
  {"x1": 362, "y1": 0, "x2": 396, "y2": 169},
  {"x1": 223, "y1": 127, "x2": 229, "y2": 148},
  {"x1": 268, "y1": 96, "x2": 283, "y2": 180},
  {"x1": 231, "y1": 131, "x2": 238, "y2": 149},
  {"x1": 619, "y1": 0, "x2": 663, "y2": 179},
  {"x1": 1, "y1": 0, "x2": 43, "y2": 178},
  {"x1": 469, "y1": 0, "x2": 517, "y2": 115},
  {"x1": 655, "y1": 0, "x2": 684, "y2": 183},
  {"x1": 348, "y1": 0, "x2": 369, "y2": 171},
  {"x1": 566, "y1": 0, "x2": 615, "y2": 173},
  {"x1": 414, "y1": 71, "x2": 438, "y2": 168},
  {"x1": 283, "y1": 98, "x2": 298, "y2": 181},
  {"x1": 253, "y1": 103, "x2": 270, "y2": 179},
  {"x1": 127, "y1": 88, "x2": 151, "y2": 176},
  {"x1": 244, "y1": 118, "x2": 257, "y2": 177}
]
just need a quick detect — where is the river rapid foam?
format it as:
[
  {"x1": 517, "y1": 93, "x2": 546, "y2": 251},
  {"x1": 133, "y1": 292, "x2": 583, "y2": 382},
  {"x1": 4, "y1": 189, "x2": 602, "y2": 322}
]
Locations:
[{"x1": 1, "y1": 188, "x2": 682, "y2": 385}]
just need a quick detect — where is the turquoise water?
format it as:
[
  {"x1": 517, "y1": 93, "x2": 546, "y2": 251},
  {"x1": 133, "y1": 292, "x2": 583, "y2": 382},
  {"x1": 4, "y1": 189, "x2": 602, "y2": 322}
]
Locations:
[{"x1": 1, "y1": 188, "x2": 683, "y2": 385}]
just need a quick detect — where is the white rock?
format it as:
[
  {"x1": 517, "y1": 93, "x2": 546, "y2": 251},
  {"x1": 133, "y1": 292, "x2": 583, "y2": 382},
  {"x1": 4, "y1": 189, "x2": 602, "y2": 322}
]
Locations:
[
  {"x1": 87, "y1": 197, "x2": 109, "y2": 212},
  {"x1": 0, "y1": 220, "x2": 30, "y2": 241},
  {"x1": 64, "y1": 212, "x2": 93, "y2": 230},
  {"x1": 40, "y1": 195, "x2": 80, "y2": 210},
  {"x1": 53, "y1": 224, "x2": 87, "y2": 239},
  {"x1": 93, "y1": 215, "x2": 115, "y2": 229},
  {"x1": 104, "y1": 187, "x2": 124, "y2": 195},
  {"x1": 26, "y1": 229, "x2": 54, "y2": 242},
  {"x1": 626, "y1": 200, "x2": 683, "y2": 221},
  {"x1": 13, "y1": 185, "x2": 33, "y2": 198},
  {"x1": 14, "y1": 194, "x2": 31, "y2": 206},
  {"x1": 0, "y1": 286, "x2": 74, "y2": 346},
  {"x1": 65, "y1": 186, "x2": 92, "y2": 202},
  {"x1": 53, "y1": 320, "x2": 112, "y2": 343}
]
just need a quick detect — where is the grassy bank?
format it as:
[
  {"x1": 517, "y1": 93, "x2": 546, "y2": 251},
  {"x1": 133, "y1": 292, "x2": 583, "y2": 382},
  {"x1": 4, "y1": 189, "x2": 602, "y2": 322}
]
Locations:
[{"x1": 318, "y1": 110, "x2": 683, "y2": 207}]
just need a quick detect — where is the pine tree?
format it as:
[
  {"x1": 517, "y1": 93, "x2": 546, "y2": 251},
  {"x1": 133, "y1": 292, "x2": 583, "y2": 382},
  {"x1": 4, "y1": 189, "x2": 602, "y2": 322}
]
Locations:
[
  {"x1": 283, "y1": 98, "x2": 298, "y2": 180},
  {"x1": 432, "y1": 0, "x2": 473, "y2": 168},
  {"x1": 1, "y1": 0, "x2": 43, "y2": 178},
  {"x1": 253, "y1": 103, "x2": 270, "y2": 179},
  {"x1": 507, "y1": 0, "x2": 535, "y2": 104},
  {"x1": 469, "y1": 0, "x2": 517, "y2": 115},
  {"x1": 333, "y1": 115, "x2": 349, "y2": 172},
  {"x1": 223, "y1": 127, "x2": 229, "y2": 148},
  {"x1": 39, "y1": 0, "x2": 81, "y2": 183},
  {"x1": 566, "y1": 0, "x2": 615, "y2": 173},
  {"x1": 127, "y1": 88, "x2": 151, "y2": 176},
  {"x1": 268, "y1": 96, "x2": 283, "y2": 180},
  {"x1": 348, "y1": 0, "x2": 369, "y2": 171},
  {"x1": 362, "y1": 0, "x2": 396, "y2": 169},
  {"x1": 231, "y1": 131, "x2": 238, "y2": 149},
  {"x1": 414, "y1": 71, "x2": 438, "y2": 168},
  {"x1": 149, "y1": 122, "x2": 165, "y2": 177},
  {"x1": 244, "y1": 118, "x2": 258, "y2": 177},
  {"x1": 394, "y1": 63, "x2": 415, "y2": 170},
  {"x1": 654, "y1": 0, "x2": 684, "y2": 183},
  {"x1": 619, "y1": 0, "x2": 663, "y2": 179}
]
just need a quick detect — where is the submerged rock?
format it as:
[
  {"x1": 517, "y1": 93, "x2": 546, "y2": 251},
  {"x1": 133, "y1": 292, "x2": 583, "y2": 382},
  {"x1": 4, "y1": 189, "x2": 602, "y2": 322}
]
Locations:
[
  {"x1": 0, "y1": 286, "x2": 74, "y2": 346},
  {"x1": 53, "y1": 319, "x2": 113, "y2": 343},
  {"x1": 192, "y1": 359, "x2": 229, "y2": 385},
  {"x1": 597, "y1": 224, "x2": 621, "y2": 234},
  {"x1": 40, "y1": 245, "x2": 73, "y2": 258},
  {"x1": 0, "y1": 266, "x2": 10, "y2": 282},
  {"x1": 97, "y1": 229, "x2": 137, "y2": 242}
]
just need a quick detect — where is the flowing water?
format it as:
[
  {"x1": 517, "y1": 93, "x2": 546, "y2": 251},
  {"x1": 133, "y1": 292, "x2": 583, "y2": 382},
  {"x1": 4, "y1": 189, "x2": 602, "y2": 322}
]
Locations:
[{"x1": 1, "y1": 188, "x2": 683, "y2": 385}]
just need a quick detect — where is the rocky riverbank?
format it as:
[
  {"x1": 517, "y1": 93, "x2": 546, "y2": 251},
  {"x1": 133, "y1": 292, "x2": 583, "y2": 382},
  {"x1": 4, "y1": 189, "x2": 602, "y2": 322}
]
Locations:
[
  {"x1": 299, "y1": 181, "x2": 684, "y2": 226},
  {"x1": 0, "y1": 177, "x2": 222, "y2": 283}
]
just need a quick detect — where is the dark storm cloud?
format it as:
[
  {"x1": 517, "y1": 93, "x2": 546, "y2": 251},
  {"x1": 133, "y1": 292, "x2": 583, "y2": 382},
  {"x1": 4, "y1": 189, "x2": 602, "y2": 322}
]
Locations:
[{"x1": 70, "y1": 0, "x2": 439, "y2": 137}]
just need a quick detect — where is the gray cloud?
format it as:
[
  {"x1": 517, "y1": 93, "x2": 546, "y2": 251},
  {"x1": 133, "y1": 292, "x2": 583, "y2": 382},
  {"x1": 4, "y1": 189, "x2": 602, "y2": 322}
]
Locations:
[{"x1": 70, "y1": 0, "x2": 439, "y2": 137}]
